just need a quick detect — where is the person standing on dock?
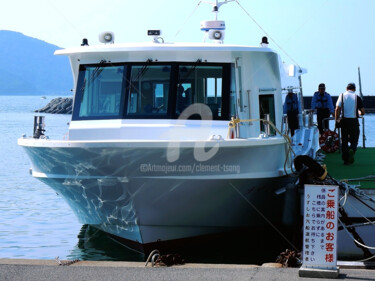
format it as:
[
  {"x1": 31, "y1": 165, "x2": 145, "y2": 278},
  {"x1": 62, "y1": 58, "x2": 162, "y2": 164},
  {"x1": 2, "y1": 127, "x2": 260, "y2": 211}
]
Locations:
[
  {"x1": 335, "y1": 83, "x2": 365, "y2": 165},
  {"x1": 311, "y1": 83, "x2": 334, "y2": 134},
  {"x1": 283, "y1": 89, "x2": 300, "y2": 136}
]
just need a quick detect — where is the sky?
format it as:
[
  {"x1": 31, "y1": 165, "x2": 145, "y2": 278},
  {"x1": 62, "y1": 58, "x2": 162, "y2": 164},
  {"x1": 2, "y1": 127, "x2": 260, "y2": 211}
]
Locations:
[{"x1": 1, "y1": 0, "x2": 375, "y2": 97}]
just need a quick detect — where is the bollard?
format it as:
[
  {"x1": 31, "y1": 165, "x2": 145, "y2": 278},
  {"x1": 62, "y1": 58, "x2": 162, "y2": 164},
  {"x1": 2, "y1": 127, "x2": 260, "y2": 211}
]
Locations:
[{"x1": 33, "y1": 116, "x2": 45, "y2": 139}]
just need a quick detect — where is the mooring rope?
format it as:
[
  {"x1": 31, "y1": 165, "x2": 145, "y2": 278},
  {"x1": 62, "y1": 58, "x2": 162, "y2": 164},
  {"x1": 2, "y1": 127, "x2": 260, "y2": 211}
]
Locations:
[
  {"x1": 338, "y1": 218, "x2": 375, "y2": 251},
  {"x1": 227, "y1": 117, "x2": 295, "y2": 175},
  {"x1": 145, "y1": 250, "x2": 160, "y2": 267}
]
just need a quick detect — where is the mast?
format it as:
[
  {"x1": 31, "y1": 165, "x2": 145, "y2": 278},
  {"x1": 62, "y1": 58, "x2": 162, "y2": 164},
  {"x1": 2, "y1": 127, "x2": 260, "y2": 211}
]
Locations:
[
  {"x1": 358, "y1": 67, "x2": 364, "y2": 99},
  {"x1": 201, "y1": 0, "x2": 236, "y2": 19},
  {"x1": 358, "y1": 66, "x2": 366, "y2": 148}
]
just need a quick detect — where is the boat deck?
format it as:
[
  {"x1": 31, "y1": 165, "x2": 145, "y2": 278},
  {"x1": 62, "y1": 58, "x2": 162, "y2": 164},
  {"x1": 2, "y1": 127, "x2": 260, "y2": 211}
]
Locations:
[{"x1": 323, "y1": 147, "x2": 375, "y2": 189}]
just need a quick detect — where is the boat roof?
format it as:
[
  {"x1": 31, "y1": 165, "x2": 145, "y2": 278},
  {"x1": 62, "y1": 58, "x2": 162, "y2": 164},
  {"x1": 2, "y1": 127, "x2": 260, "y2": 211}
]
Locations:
[{"x1": 55, "y1": 42, "x2": 276, "y2": 57}]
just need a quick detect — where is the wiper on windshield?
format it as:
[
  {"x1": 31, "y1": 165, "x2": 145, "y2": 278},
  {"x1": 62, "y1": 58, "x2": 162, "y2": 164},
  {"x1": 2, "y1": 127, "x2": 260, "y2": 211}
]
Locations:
[
  {"x1": 91, "y1": 60, "x2": 107, "y2": 82},
  {"x1": 80, "y1": 60, "x2": 107, "y2": 93},
  {"x1": 129, "y1": 59, "x2": 153, "y2": 94},
  {"x1": 134, "y1": 59, "x2": 153, "y2": 81},
  {"x1": 179, "y1": 59, "x2": 202, "y2": 85}
]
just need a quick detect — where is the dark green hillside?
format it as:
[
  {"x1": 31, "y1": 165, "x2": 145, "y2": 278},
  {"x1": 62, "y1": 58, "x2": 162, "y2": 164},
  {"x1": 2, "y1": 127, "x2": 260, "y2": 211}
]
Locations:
[{"x1": 0, "y1": 30, "x2": 72, "y2": 95}]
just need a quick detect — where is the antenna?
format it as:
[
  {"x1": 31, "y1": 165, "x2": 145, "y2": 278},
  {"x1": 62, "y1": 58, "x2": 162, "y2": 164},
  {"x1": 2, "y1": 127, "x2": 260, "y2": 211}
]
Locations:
[{"x1": 201, "y1": 0, "x2": 236, "y2": 19}]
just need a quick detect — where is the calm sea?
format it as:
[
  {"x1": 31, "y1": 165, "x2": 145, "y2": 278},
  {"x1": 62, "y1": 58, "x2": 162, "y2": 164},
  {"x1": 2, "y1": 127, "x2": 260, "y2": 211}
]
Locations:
[
  {"x1": 0, "y1": 95, "x2": 374, "y2": 262},
  {"x1": 0, "y1": 96, "x2": 143, "y2": 261}
]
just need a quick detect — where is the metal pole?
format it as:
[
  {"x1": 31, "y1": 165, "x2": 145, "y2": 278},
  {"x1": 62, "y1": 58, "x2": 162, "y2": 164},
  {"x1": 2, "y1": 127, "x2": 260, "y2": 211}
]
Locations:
[
  {"x1": 358, "y1": 67, "x2": 366, "y2": 148},
  {"x1": 358, "y1": 67, "x2": 364, "y2": 100},
  {"x1": 298, "y1": 74, "x2": 305, "y2": 112},
  {"x1": 362, "y1": 117, "x2": 366, "y2": 148},
  {"x1": 264, "y1": 114, "x2": 270, "y2": 136}
]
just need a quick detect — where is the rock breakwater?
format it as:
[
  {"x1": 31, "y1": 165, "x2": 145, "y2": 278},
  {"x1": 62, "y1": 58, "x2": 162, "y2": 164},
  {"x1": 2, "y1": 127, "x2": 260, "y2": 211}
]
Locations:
[{"x1": 35, "y1": 97, "x2": 73, "y2": 114}]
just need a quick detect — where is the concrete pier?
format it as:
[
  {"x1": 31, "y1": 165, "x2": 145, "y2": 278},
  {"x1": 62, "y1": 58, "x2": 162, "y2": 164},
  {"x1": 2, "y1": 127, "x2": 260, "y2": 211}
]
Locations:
[{"x1": 1, "y1": 259, "x2": 375, "y2": 281}]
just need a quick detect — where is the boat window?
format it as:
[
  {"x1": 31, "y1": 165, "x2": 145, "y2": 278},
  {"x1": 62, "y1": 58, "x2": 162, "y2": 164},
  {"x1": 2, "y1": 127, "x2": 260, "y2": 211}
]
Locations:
[
  {"x1": 176, "y1": 65, "x2": 226, "y2": 120},
  {"x1": 74, "y1": 65, "x2": 126, "y2": 119},
  {"x1": 73, "y1": 62, "x2": 231, "y2": 121},
  {"x1": 127, "y1": 65, "x2": 170, "y2": 116},
  {"x1": 259, "y1": 94, "x2": 276, "y2": 135}
]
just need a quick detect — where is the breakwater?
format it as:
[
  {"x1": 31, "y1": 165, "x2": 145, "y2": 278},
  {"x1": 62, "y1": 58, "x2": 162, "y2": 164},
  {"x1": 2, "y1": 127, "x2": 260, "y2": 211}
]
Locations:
[{"x1": 35, "y1": 97, "x2": 72, "y2": 114}]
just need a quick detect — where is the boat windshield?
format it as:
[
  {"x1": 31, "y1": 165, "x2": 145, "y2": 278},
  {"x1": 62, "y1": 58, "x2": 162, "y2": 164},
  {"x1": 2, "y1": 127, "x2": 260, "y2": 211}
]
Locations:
[{"x1": 73, "y1": 62, "x2": 233, "y2": 120}]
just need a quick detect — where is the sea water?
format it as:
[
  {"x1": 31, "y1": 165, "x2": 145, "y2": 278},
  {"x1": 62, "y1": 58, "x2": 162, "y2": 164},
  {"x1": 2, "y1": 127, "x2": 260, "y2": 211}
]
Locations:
[
  {"x1": 0, "y1": 95, "x2": 374, "y2": 262},
  {"x1": 0, "y1": 96, "x2": 142, "y2": 261}
]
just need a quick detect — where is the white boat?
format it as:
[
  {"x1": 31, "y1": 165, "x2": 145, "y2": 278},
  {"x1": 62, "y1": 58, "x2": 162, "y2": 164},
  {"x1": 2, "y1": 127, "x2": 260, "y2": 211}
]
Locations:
[{"x1": 18, "y1": 1, "x2": 319, "y2": 253}]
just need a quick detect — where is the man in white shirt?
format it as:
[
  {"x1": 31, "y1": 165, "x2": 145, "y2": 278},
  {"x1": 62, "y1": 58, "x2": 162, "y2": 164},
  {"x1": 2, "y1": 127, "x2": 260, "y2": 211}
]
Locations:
[{"x1": 335, "y1": 83, "x2": 365, "y2": 165}]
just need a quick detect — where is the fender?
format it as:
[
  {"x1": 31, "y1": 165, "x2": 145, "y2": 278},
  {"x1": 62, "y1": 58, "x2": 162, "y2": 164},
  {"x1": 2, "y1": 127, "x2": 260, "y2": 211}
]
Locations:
[{"x1": 294, "y1": 155, "x2": 327, "y2": 180}]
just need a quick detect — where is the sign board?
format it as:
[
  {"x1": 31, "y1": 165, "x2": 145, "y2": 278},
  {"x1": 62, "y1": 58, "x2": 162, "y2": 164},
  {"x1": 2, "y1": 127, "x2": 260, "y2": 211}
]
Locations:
[{"x1": 302, "y1": 185, "x2": 339, "y2": 269}]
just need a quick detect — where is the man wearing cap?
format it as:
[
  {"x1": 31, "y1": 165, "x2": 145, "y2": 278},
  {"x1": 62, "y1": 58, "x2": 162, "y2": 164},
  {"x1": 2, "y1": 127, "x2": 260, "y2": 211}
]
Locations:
[
  {"x1": 283, "y1": 89, "x2": 301, "y2": 136},
  {"x1": 335, "y1": 83, "x2": 365, "y2": 165},
  {"x1": 311, "y1": 83, "x2": 334, "y2": 134}
]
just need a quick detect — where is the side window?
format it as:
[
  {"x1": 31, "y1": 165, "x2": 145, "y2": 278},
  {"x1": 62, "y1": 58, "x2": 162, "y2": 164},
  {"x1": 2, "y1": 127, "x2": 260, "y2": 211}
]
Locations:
[
  {"x1": 74, "y1": 65, "x2": 125, "y2": 119},
  {"x1": 127, "y1": 65, "x2": 170, "y2": 116},
  {"x1": 176, "y1": 65, "x2": 225, "y2": 120},
  {"x1": 259, "y1": 94, "x2": 276, "y2": 135}
]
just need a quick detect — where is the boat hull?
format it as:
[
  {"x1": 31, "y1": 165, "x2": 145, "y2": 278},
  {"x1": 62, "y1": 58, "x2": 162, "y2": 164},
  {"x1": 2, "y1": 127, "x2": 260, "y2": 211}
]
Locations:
[
  {"x1": 19, "y1": 139, "x2": 297, "y2": 251},
  {"x1": 38, "y1": 176, "x2": 292, "y2": 244}
]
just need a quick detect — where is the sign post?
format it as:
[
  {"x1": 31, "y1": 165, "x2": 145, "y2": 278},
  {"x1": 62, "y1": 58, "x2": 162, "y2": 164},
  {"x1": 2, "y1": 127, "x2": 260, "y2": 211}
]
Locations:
[{"x1": 299, "y1": 185, "x2": 340, "y2": 278}]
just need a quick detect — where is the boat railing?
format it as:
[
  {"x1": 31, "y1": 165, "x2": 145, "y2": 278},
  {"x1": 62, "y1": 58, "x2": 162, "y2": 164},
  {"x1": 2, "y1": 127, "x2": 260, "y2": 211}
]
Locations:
[
  {"x1": 322, "y1": 116, "x2": 366, "y2": 150},
  {"x1": 263, "y1": 114, "x2": 271, "y2": 136},
  {"x1": 302, "y1": 110, "x2": 314, "y2": 128},
  {"x1": 33, "y1": 116, "x2": 45, "y2": 139},
  {"x1": 281, "y1": 114, "x2": 289, "y2": 135},
  {"x1": 281, "y1": 110, "x2": 313, "y2": 137},
  {"x1": 360, "y1": 116, "x2": 366, "y2": 148}
]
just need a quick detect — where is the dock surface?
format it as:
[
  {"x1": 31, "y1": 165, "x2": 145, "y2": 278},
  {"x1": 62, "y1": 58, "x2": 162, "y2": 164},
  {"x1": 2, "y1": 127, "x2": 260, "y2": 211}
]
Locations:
[
  {"x1": 324, "y1": 147, "x2": 375, "y2": 188},
  {"x1": 1, "y1": 259, "x2": 375, "y2": 281}
]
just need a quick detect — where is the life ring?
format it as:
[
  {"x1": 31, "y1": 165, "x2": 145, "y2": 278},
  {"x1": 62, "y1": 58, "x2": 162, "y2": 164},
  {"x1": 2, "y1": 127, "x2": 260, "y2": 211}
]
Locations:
[{"x1": 319, "y1": 130, "x2": 339, "y2": 153}]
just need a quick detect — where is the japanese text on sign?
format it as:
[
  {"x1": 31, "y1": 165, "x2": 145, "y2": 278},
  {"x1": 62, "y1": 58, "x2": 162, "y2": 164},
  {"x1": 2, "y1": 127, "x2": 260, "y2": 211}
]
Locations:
[{"x1": 302, "y1": 185, "x2": 338, "y2": 268}]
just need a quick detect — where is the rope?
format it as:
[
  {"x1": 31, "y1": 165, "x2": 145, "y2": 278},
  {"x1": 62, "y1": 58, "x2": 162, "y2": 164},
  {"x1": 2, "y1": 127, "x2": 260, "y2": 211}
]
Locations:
[
  {"x1": 338, "y1": 181, "x2": 350, "y2": 207},
  {"x1": 354, "y1": 253, "x2": 375, "y2": 262},
  {"x1": 227, "y1": 117, "x2": 295, "y2": 175},
  {"x1": 341, "y1": 220, "x2": 375, "y2": 230},
  {"x1": 234, "y1": 0, "x2": 300, "y2": 68},
  {"x1": 145, "y1": 249, "x2": 160, "y2": 267},
  {"x1": 353, "y1": 188, "x2": 375, "y2": 205},
  {"x1": 338, "y1": 218, "x2": 375, "y2": 250},
  {"x1": 346, "y1": 175, "x2": 375, "y2": 182},
  {"x1": 340, "y1": 193, "x2": 375, "y2": 228},
  {"x1": 55, "y1": 256, "x2": 80, "y2": 266},
  {"x1": 175, "y1": 1, "x2": 202, "y2": 38}
]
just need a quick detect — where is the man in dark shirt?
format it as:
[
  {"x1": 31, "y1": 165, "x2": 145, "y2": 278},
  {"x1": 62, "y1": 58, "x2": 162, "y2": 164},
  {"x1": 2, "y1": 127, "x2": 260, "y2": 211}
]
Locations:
[
  {"x1": 283, "y1": 89, "x2": 300, "y2": 136},
  {"x1": 311, "y1": 83, "x2": 334, "y2": 134}
]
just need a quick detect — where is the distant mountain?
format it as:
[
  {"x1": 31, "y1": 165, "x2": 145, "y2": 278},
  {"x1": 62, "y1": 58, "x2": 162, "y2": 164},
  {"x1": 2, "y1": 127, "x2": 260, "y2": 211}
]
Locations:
[{"x1": 0, "y1": 30, "x2": 73, "y2": 95}]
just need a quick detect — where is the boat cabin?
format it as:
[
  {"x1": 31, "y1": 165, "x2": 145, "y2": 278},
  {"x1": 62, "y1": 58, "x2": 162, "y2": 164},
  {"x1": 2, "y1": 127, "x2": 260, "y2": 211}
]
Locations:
[{"x1": 56, "y1": 43, "x2": 301, "y2": 141}]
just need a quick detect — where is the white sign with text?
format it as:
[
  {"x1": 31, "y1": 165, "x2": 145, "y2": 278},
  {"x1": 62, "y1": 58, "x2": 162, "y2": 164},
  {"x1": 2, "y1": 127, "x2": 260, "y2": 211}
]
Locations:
[{"x1": 302, "y1": 185, "x2": 339, "y2": 269}]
